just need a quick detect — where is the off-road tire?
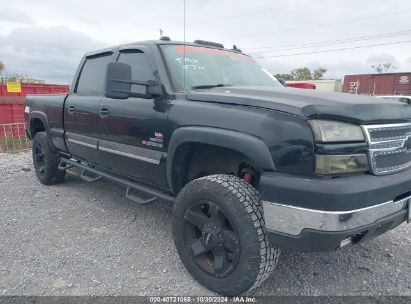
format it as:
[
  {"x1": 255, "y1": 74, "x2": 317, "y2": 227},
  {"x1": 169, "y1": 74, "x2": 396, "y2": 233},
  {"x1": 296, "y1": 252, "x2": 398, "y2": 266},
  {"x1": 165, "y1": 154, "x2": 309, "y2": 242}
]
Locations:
[
  {"x1": 32, "y1": 131, "x2": 65, "y2": 185},
  {"x1": 172, "y1": 174, "x2": 281, "y2": 296}
]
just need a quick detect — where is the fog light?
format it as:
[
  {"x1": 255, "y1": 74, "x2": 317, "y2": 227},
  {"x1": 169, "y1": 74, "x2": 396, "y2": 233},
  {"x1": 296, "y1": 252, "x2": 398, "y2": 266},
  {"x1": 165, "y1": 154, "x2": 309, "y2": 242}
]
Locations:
[{"x1": 315, "y1": 154, "x2": 368, "y2": 175}]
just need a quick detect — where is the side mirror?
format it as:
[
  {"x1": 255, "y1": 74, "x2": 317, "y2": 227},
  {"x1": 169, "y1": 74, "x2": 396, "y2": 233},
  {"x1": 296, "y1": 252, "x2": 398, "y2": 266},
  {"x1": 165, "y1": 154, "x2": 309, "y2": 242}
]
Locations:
[
  {"x1": 105, "y1": 62, "x2": 131, "y2": 99},
  {"x1": 105, "y1": 62, "x2": 162, "y2": 99}
]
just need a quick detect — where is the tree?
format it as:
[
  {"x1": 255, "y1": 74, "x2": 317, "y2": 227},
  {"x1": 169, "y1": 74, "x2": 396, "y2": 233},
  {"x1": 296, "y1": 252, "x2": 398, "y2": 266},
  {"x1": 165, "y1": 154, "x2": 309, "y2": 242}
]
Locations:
[
  {"x1": 313, "y1": 67, "x2": 327, "y2": 80},
  {"x1": 275, "y1": 66, "x2": 327, "y2": 81},
  {"x1": 275, "y1": 73, "x2": 293, "y2": 81},
  {"x1": 0, "y1": 60, "x2": 4, "y2": 84},
  {"x1": 290, "y1": 67, "x2": 312, "y2": 80},
  {"x1": 371, "y1": 63, "x2": 398, "y2": 74}
]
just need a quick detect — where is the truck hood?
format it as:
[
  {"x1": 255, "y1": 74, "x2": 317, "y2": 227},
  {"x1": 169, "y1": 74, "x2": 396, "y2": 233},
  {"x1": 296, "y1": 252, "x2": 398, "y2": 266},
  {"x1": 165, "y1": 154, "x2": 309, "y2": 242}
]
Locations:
[{"x1": 187, "y1": 86, "x2": 411, "y2": 124}]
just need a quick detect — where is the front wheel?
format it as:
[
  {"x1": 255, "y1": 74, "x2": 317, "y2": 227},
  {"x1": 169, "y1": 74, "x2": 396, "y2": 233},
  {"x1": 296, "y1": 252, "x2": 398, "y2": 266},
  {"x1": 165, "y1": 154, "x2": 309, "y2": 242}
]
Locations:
[
  {"x1": 172, "y1": 174, "x2": 280, "y2": 296},
  {"x1": 32, "y1": 131, "x2": 65, "y2": 185}
]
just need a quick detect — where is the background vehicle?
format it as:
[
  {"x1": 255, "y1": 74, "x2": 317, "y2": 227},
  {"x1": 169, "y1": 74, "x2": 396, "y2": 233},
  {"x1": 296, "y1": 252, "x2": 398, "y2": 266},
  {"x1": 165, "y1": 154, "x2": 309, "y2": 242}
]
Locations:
[
  {"x1": 24, "y1": 39, "x2": 411, "y2": 296},
  {"x1": 285, "y1": 82, "x2": 316, "y2": 89},
  {"x1": 376, "y1": 95, "x2": 411, "y2": 105}
]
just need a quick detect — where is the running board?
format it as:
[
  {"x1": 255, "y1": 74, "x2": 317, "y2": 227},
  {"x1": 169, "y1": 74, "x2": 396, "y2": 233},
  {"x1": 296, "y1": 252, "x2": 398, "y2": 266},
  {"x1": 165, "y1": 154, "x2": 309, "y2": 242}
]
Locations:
[
  {"x1": 126, "y1": 187, "x2": 157, "y2": 205},
  {"x1": 80, "y1": 169, "x2": 102, "y2": 182},
  {"x1": 59, "y1": 157, "x2": 175, "y2": 205}
]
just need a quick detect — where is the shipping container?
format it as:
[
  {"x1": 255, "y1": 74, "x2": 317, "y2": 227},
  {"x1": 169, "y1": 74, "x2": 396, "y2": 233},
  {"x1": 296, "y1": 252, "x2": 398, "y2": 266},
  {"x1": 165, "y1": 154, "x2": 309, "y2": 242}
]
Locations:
[
  {"x1": 0, "y1": 83, "x2": 69, "y2": 97},
  {"x1": 342, "y1": 73, "x2": 411, "y2": 96},
  {"x1": 0, "y1": 83, "x2": 69, "y2": 138}
]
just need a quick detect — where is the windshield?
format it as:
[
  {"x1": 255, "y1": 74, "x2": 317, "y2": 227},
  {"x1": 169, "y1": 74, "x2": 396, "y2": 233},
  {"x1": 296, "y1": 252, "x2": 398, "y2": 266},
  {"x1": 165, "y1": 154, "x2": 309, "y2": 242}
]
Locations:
[{"x1": 160, "y1": 44, "x2": 283, "y2": 91}]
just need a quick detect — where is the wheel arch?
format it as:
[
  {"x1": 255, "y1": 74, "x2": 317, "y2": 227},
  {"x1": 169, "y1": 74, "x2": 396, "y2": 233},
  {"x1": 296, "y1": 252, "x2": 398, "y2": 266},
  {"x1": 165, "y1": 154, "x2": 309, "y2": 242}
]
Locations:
[
  {"x1": 28, "y1": 111, "x2": 50, "y2": 138},
  {"x1": 166, "y1": 126, "x2": 276, "y2": 194}
]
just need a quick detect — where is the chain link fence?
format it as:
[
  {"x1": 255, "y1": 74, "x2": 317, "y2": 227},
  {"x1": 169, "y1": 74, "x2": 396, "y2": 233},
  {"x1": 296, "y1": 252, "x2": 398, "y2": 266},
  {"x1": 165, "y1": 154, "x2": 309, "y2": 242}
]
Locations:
[
  {"x1": 0, "y1": 97, "x2": 31, "y2": 153},
  {"x1": 0, "y1": 123, "x2": 31, "y2": 153}
]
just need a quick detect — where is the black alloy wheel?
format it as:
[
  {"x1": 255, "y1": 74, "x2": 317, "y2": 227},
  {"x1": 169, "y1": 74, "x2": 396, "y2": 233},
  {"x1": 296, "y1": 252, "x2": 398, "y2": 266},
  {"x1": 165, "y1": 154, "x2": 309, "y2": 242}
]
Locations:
[
  {"x1": 33, "y1": 140, "x2": 46, "y2": 177},
  {"x1": 32, "y1": 132, "x2": 65, "y2": 185},
  {"x1": 172, "y1": 174, "x2": 281, "y2": 296},
  {"x1": 184, "y1": 200, "x2": 240, "y2": 278}
]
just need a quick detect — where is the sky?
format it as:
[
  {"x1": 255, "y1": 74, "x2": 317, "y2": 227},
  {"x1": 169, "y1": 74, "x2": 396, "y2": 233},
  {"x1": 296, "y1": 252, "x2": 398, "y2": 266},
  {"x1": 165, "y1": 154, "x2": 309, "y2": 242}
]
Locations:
[{"x1": 0, "y1": 0, "x2": 411, "y2": 84}]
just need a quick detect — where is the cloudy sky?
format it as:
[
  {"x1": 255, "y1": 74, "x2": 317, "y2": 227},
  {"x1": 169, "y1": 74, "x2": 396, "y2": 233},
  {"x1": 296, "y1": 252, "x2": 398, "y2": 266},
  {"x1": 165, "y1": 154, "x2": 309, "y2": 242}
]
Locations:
[{"x1": 1, "y1": 0, "x2": 411, "y2": 83}]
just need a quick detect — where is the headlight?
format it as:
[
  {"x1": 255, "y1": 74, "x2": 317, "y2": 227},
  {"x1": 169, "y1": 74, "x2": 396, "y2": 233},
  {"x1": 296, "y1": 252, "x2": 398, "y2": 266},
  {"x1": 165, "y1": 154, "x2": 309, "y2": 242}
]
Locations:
[
  {"x1": 309, "y1": 120, "x2": 364, "y2": 142},
  {"x1": 315, "y1": 154, "x2": 368, "y2": 175}
]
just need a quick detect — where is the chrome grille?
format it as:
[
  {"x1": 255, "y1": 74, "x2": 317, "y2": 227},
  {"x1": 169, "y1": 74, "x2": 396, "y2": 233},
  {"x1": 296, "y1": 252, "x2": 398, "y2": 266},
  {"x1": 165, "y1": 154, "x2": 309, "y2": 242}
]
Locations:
[
  {"x1": 362, "y1": 123, "x2": 411, "y2": 175},
  {"x1": 367, "y1": 125, "x2": 411, "y2": 142}
]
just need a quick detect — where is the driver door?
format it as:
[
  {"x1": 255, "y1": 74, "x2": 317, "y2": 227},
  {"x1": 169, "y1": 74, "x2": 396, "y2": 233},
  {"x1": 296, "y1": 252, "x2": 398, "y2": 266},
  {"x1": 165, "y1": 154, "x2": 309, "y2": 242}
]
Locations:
[{"x1": 98, "y1": 46, "x2": 169, "y2": 188}]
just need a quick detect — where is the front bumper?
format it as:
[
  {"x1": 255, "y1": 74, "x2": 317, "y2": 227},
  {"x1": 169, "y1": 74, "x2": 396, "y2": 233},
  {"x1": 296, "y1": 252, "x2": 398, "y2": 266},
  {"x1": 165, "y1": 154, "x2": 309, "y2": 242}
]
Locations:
[{"x1": 260, "y1": 170, "x2": 411, "y2": 251}]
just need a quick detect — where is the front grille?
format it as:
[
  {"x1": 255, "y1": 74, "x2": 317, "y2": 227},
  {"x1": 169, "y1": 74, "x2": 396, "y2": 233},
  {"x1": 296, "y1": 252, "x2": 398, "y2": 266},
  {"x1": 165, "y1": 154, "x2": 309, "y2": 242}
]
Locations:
[
  {"x1": 368, "y1": 125, "x2": 411, "y2": 142},
  {"x1": 373, "y1": 148, "x2": 411, "y2": 174},
  {"x1": 363, "y1": 123, "x2": 411, "y2": 175}
]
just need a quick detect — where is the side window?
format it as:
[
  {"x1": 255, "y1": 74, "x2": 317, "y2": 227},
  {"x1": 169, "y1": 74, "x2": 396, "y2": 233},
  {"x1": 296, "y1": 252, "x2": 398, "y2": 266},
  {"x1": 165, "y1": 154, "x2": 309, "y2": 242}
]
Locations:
[
  {"x1": 75, "y1": 52, "x2": 113, "y2": 96},
  {"x1": 118, "y1": 50, "x2": 154, "y2": 94}
]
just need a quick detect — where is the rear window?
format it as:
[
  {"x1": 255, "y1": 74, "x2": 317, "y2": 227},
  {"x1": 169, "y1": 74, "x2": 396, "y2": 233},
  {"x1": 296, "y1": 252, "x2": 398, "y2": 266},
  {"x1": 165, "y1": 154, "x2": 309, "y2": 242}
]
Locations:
[{"x1": 75, "y1": 52, "x2": 113, "y2": 96}]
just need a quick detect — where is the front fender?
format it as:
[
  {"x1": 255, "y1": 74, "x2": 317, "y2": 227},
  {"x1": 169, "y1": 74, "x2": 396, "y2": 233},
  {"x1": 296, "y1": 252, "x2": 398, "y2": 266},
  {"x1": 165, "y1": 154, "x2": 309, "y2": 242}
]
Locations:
[{"x1": 166, "y1": 126, "x2": 276, "y2": 193}]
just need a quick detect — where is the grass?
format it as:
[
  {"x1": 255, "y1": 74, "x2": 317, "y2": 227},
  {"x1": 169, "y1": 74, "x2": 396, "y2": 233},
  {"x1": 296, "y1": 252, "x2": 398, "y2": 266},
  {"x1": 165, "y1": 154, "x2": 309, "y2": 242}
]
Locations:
[{"x1": 0, "y1": 136, "x2": 32, "y2": 153}]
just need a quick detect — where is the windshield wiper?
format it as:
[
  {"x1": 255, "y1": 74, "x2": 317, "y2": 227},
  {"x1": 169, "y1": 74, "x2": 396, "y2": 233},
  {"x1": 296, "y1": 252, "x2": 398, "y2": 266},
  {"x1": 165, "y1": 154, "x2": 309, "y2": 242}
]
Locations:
[{"x1": 190, "y1": 84, "x2": 233, "y2": 90}]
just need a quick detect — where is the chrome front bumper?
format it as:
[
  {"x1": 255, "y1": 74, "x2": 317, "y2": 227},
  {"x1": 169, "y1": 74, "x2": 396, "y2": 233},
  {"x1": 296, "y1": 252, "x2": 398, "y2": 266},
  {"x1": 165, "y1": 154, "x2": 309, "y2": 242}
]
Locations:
[{"x1": 263, "y1": 195, "x2": 411, "y2": 236}]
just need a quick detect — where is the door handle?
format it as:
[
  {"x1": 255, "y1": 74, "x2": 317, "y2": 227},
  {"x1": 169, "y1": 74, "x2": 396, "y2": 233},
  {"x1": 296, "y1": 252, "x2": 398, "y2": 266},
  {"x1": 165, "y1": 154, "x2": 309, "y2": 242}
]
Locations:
[
  {"x1": 99, "y1": 106, "x2": 110, "y2": 117},
  {"x1": 68, "y1": 105, "x2": 76, "y2": 114}
]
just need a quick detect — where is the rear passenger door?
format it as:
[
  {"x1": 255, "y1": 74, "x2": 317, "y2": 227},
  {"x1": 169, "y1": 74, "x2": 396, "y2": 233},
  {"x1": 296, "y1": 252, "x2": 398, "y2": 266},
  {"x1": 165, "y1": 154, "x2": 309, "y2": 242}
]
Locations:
[
  {"x1": 64, "y1": 52, "x2": 114, "y2": 164},
  {"x1": 98, "y1": 47, "x2": 169, "y2": 188}
]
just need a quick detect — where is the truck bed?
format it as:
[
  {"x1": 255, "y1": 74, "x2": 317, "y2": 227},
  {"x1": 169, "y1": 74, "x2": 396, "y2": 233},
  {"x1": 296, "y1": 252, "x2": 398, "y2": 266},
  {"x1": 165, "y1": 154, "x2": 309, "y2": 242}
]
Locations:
[{"x1": 25, "y1": 93, "x2": 68, "y2": 152}]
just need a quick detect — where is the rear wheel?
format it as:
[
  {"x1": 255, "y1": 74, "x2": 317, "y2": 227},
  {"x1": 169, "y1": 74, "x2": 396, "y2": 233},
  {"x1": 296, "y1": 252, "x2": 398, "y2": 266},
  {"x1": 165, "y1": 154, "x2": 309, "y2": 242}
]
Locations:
[
  {"x1": 32, "y1": 132, "x2": 65, "y2": 185},
  {"x1": 172, "y1": 174, "x2": 280, "y2": 296}
]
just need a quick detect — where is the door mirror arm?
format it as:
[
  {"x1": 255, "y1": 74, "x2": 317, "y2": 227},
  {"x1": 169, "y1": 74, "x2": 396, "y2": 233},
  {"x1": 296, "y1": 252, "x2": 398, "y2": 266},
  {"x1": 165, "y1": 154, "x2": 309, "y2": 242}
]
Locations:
[{"x1": 147, "y1": 70, "x2": 163, "y2": 97}]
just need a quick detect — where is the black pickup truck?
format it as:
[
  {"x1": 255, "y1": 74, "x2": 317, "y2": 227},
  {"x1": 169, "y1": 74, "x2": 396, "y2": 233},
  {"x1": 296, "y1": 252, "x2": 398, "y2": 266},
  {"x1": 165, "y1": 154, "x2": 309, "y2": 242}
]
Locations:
[{"x1": 25, "y1": 39, "x2": 411, "y2": 296}]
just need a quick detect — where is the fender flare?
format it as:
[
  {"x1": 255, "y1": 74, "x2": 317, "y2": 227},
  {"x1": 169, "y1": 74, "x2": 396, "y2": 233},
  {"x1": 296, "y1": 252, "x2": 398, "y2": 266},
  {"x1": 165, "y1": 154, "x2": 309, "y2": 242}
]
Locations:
[
  {"x1": 28, "y1": 111, "x2": 50, "y2": 138},
  {"x1": 166, "y1": 126, "x2": 276, "y2": 193}
]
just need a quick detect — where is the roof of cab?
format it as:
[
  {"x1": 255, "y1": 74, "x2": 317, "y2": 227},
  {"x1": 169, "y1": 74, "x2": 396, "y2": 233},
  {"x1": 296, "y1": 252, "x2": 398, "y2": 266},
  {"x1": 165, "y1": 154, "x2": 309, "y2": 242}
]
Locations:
[{"x1": 84, "y1": 39, "x2": 246, "y2": 57}]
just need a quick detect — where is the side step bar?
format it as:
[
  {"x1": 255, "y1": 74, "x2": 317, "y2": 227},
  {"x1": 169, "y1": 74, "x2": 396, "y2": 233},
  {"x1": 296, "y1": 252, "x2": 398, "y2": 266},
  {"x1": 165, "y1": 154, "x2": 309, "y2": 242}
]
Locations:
[
  {"x1": 59, "y1": 158, "x2": 175, "y2": 205},
  {"x1": 126, "y1": 187, "x2": 157, "y2": 205},
  {"x1": 80, "y1": 169, "x2": 102, "y2": 182}
]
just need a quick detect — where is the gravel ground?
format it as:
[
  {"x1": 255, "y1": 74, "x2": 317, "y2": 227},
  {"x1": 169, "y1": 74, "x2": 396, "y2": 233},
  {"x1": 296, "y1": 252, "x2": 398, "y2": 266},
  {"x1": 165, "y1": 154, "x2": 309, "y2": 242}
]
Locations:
[{"x1": 0, "y1": 151, "x2": 410, "y2": 296}]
